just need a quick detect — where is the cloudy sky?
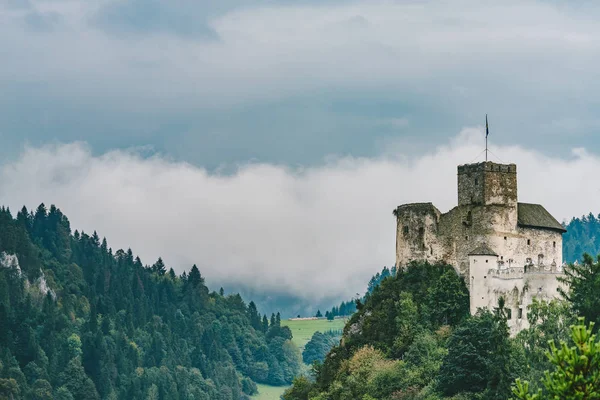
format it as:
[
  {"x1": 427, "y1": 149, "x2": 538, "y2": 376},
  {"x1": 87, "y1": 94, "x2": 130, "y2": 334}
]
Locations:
[{"x1": 1, "y1": 0, "x2": 600, "y2": 303}]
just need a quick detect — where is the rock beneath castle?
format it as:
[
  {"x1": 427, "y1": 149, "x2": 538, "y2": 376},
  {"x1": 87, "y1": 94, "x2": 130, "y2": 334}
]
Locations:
[{"x1": 394, "y1": 161, "x2": 566, "y2": 335}]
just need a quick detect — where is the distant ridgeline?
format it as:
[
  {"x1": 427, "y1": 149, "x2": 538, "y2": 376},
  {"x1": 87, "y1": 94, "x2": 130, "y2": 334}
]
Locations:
[
  {"x1": 323, "y1": 266, "x2": 397, "y2": 319},
  {"x1": 562, "y1": 213, "x2": 600, "y2": 263},
  {"x1": 0, "y1": 204, "x2": 300, "y2": 400}
]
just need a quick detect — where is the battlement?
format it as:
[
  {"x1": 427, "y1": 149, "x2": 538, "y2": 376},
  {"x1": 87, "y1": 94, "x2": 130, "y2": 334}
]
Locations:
[
  {"x1": 394, "y1": 202, "x2": 440, "y2": 216},
  {"x1": 488, "y1": 266, "x2": 524, "y2": 279},
  {"x1": 457, "y1": 162, "x2": 517, "y2": 175},
  {"x1": 487, "y1": 261, "x2": 565, "y2": 280}
]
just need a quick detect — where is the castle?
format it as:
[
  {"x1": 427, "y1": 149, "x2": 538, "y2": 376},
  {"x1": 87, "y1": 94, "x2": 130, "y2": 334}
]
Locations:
[{"x1": 394, "y1": 161, "x2": 566, "y2": 334}]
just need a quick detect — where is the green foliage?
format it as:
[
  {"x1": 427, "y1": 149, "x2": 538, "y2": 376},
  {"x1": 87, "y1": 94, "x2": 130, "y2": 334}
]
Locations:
[
  {"x1": 302, "y1": 330, "x2": 341, "y2": 365},
  {"x1": 0, "y1": 204, "x2": 300, "y2": 399},
  {"x1": 563, "y1": 213, "x2": 600, "y2": 263},
  {"x1": 437, "y1": 307, "x2": 525, "y2": 400},
  {"x1": 560, "y1": 253, "x2": 600, "y2": 327},
  {"x1": 342, "y1": 262, "x2": 469, "y2": 358},
  {"x1": 324, "y1": 266, "x2": 397, "y2": 321},
  {"x1": 512, "y1": 318, "x2": 600, "y2": 400},
  {"x1": 515, "y1": 298, "x2": 576, "y2": 388},
  {"x1": 282, "y1": 376, "x2": 313, "y2": 400},
  {"x1": 285, "y1": 261, "x2": 471, "y2": 400}
]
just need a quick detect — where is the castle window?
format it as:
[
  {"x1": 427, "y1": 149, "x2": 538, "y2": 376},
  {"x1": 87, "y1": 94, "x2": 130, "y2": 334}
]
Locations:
[
  {"x1": 403, "y1": 226, "x2": 409, "y2": 236},
  {"x1": 475, "y1": 178, "x2": 479, "y2": 185},
  {"x1": 506, "y1": 309, "x2": 512, "y2": 320},
  {"x1": 484, "y1": 275, "x2": 486, "y2": 279},
  {"x1": 465, "y1": 235, "x2": 469, "y2": 240},
  {"x1": 504, "y1": 236, "x2": 507, "y2": 241},
  {"x1": 527, "y1": 239, "x2": 531, "y2": 245},
  {"x1": 553, "y1": 241, "x2": 556, "y2": 249},
  {"x1": 500, "y1": 256, "x2": 504, "y2": 260},
  {"x1": 518, "y1": 308, "x2": 523, "y2": 319},
  {"x1": 485, "y1": 259, "x2": 488, "y2": 263}
]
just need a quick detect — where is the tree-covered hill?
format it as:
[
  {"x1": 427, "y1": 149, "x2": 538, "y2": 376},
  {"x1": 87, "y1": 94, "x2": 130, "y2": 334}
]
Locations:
[
  {"x1": 281, "y1": 260, "x2": 588, "y2": 400},
  {"x1": 563, "y1": 213, "x2": 600, "y2": 263},
  {"x1": 0, "y1": 204, "x2": 300, "y2": 399}
]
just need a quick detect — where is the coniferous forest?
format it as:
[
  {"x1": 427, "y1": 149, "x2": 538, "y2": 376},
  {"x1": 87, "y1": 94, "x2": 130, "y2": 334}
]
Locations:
[
  {"x1": 0, "y1": 204, "x2": 300, "y2": 399},
  {"x1": 563, "y1": 213, "x2": 600, "y2": 263}
]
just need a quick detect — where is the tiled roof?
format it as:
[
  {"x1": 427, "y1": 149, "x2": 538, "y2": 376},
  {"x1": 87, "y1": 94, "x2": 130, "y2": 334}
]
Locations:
[{"x1": 517, "y1": 203, "x2": 566, "y2": 232}]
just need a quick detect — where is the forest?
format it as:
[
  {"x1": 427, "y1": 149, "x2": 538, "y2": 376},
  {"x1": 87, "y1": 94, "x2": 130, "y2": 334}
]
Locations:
[
  {"x1": 283, "y1": 255, "x2": 600, "y2": 399},
  {"x1": 563, "y1": 213, "x2": 600, "y2": 263},
  {"x1": 0, "y1": 204, "x2": 300, "y2": 399},
  {"x1": 2, "y1": 204, "x2": 600, "y2": 399}
]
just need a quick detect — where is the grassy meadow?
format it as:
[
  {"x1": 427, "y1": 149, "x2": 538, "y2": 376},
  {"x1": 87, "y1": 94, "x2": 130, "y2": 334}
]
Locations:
[
  {"x1": 252, "y1": 384, "x2": 287, "y2": 400},
  {"x1": 282, "y1": 318, "x2": 346, "y2": 350},
  {"x1": 252, "y1": 317, "x2": 347, "y2": 400}
]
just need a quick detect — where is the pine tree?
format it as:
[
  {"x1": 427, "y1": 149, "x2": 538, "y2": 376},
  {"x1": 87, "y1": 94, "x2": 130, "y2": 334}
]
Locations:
[
  {"x1": 248, "y1": 302, "x2": 261, "y2": 331},
  {"x1": 152, "y1": 257, "x2": 166, "y2": 276},
  {"x1": 188, "y1": 264, "x2": 202, "y2": 287},
  {"x1": 513, "y1": 318, "x2": 600, "y2": 399}
]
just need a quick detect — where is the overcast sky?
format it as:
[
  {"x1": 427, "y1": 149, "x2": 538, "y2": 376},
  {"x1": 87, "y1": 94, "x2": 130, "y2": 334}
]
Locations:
[{"x1": 2, "y1": 0, "x2": 600, "y2": 302}]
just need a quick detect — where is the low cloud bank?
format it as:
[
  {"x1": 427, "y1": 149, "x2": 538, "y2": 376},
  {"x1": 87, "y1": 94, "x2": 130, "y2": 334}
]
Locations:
[{"x1": 0, "y1": 129, "x2": 597, "y2": 301}]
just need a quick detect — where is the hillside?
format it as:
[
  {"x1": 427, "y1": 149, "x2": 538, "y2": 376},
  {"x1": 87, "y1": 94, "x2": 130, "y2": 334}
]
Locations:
[
  {"x1": 0, "y1": 205, "x2": 300, "y2": 399},
  {"x1": 281, "y1": 259, "x2": 593, "y2": 399},
  {"x1": 563, "y1": 213, "x2": 600, "y2": 263}
]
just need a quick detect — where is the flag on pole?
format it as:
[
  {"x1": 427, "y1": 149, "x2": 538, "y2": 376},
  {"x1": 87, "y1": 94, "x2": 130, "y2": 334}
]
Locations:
[{"x1": 486, "y1": 114, "x2": 489, "y2": 137}]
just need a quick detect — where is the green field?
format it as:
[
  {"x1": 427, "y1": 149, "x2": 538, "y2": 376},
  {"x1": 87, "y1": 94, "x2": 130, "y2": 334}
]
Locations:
[
  {"x1": 252, "y1": 383, "x2": 287, "y2": 400},
  {"x1": 252, "y1": 318, "x2": 347, "y2": 400},
  {"x1": 282, "y1": 318, "x2": 346, "y2": 350}
]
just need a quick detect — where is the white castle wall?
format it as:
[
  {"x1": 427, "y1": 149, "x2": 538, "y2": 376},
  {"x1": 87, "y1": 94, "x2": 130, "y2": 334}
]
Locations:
[{"x1": 469, "y1": 253, "x2": 565, "y2": 335}]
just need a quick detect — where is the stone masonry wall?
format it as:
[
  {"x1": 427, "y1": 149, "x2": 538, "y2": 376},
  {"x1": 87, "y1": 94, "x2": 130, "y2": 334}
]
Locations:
[
  {"x1": 457, "y1": 162, "x2": 517, "y2": 207},
  {"x1": 469, "y1": 252, "x2": 565, "y2": 335},
  {"x1": 395, "y1": 161, "x2": 564, "y2": 335}
]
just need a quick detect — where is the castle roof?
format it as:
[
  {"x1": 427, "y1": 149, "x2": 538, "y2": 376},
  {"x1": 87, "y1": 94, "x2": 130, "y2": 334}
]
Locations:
[
  {"x1": 468, "y1": 244, "x2": 498, "y2": 257},
  {"x1": 517, "y1": 203, "x2": 566, "y2": 233}
]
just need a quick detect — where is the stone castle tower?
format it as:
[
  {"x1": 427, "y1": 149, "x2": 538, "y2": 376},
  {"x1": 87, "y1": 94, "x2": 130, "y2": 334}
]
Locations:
[{"x1": 394, "y1": 161, "x2": 566, "y2": 333}]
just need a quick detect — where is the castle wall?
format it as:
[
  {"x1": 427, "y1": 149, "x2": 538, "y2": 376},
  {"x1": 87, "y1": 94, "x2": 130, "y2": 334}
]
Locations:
[
  {"x1": 457, "y1": 162, "x2": 517, "y2": 207},
  {"x1": 486, "y1": 227, "x2": 562, "y2": 270},
  {"x1": 395, "y1": 203, "x2": 562, "y2": 280},
  {"x1": 469, "y1": 253, "x2": 566, "y2": 335},
  {"x1": 394, "y1": 161, "x2": 564, "y2": 334},
  {"x1": 395, "y1": 203, "x2": 445, "y2": 267}
]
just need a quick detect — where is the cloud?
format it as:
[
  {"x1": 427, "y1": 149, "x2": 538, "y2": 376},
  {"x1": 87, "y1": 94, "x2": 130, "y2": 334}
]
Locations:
[
  {"x1": 2, "y1": 1, "x2": 600, "y2": 166},
  {"x1": 1, "y1": 128, "x2": 598, "y2": 302}
]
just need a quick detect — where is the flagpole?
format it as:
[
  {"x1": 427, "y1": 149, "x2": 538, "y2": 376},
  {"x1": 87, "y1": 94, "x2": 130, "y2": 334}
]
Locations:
[{"x1": 485, "y1": 114, "x2": 488, "y2": 162}]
